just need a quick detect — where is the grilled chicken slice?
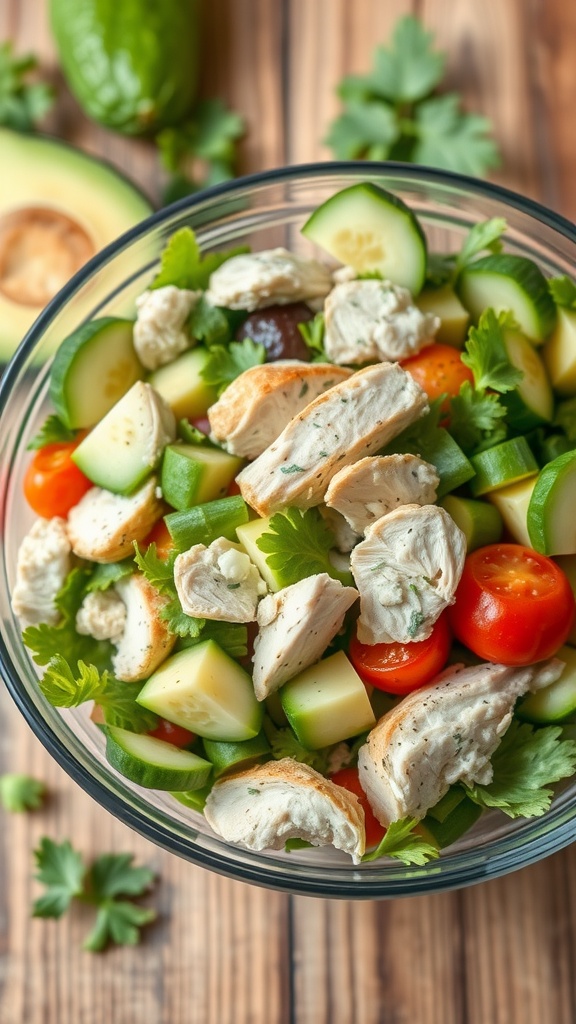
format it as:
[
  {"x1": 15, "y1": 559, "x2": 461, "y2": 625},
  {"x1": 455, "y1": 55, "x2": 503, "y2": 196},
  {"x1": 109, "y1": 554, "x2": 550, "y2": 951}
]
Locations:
[
  {"x1": 112, "y1": 574, "x2": 176, "y2": 681},
  {"x1": 237, "y1": 362, "x2": 428, "y2": 517},
  {"x1": 205, "y1": 248, "x2": 332, "y2": 311},
  {"x1": 67, "y1": 478, "x2": 163, "y2": 563},
  {"x1": 204, "y1": 758, "x2": 366, "y2": 863},
  {"x1": 325, "y1": 454, "x2": 439, "y2": 534},
  {"x1": 350, "y1": 504, "x2": 466, "y2": 644},
  {"x1": 252, "y1": 573, "x2": 359, "y2": 700},
  {"x1": 208, "y1": 362, "x2": 351, "y2": 460},
  {"x1": 134, "y1": 285, "x2": 200, "y2": 370},
  {"x1": 358, "y1": 659, "x2": 565, "y2": 826},
  {"x1": 11, "y1": 516, "x2": 71, "y2": 626},
  {"x1": 174, "y1": 538, "x2": 267, "y2": 622}
]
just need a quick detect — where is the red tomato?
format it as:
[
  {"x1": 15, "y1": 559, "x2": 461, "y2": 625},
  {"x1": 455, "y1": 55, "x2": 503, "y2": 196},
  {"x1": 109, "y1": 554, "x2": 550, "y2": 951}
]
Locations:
[
  {"x1": 143, "y1": 518, "x2": 174, "y2": 559},
  {"x1": 401, "y1": 343, "x2": 473, "y2": 413},
  {"x1": 349, "y1": 613, "x2": 452, "y2": 695},
  {"x1": 449, "y1": 543, "x2": 576, "y2": 665},
  {"x1": 191, "y1": 416, "x2": 211, "y2": 436},
  {"x1": 226, "y1": 478, "x2": 242, "y2": 496},
  {"x1": 23, "y1": 439, "x2": 92, "y2": 518},
  {"x1": 330, "y1": 767, "x2": 385, "y2": 849},
  {"x1": 148, "y1": 718, "x2": 196, "y2": 747}
]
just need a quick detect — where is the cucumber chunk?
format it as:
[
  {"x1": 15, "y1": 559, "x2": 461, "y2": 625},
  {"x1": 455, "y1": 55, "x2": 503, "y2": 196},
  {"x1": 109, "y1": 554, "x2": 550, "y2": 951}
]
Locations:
[
  {"x1": 301, "y1": 183, "x2": 427, "y2": 295},
  {"x1": 236, "y1": 516, "x2": 283, "y2": 591},
  {"x1": 105, "y1": 727, "x2": 213, "y2": 791},
  {"x1": 280, "y1": 651, "x2": 376, "y2": 750},
  {"x1": 456, "y1": 254, "x2": 556, "y2": 343},
  {"x1": 501, "y1": 329, "x2": 553, "y2": 430},
  {"x1": 136, "y1": 641, "x2": 263, "y2": 742},
  {"x1": 161, "y1": 444, "x2": 244, "y2": 511},
  {"x1": 527, "y1": 450, "x2": 576, "y2": 554},
  {"x1": 416, "y1": 283, "x2": 470, "y2": 347},
  {"x1": 487, "y1": 477, "x2": 536, "y2": 547},
  {"x1": 202, "y1": 731, "x2": 270, "y2": 777},
  {"x1": 50, "y1": 318, "x2": 143, "y2": 429},
  {"x1": 469, "y1": 436, "x2": 538, "y2": 497},
  {"x1": 148, "y1": 346, "x2": 218, "y2": 419},
  {"x1": 543, "y1": 307, "x2": 576, "y2": 395},
  {"x1": 516, "y1": 646, "x2": 576, "y2": 724},
  {"x1": 165, "y1": 494, "x2": 249, "y2": 550},
  {"x1": 381, "y1": 425, "x2": 475, "y2": 498},
  {"x1": 171, "y1": 786, "x2": 213, "y2": 812},
  {"x1": 440, "y1": 495, "x2": 503, "y2": 552}
]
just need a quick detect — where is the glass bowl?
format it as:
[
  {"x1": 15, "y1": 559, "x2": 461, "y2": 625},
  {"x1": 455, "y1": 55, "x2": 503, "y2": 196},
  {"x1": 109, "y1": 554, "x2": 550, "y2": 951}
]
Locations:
[{"x1": 1, "y1": 162, "x2": 575, "y2": 899}]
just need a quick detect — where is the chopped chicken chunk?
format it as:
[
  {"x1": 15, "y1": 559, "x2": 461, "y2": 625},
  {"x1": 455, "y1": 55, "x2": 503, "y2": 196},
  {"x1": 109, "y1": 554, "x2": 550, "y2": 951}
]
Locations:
[
  {"x1": 350, "y1": 504, "x2": 466, "y2": 644},
  {"x1": 134, "y1": 285, "x2": 201, "y2": 370},
  {"x1": 252, "y1": 573, "x2": 359, "y2": 700},
  {"x1": 323, "y1": 279, "x2": 439, "y2": 365},
  {"x1": 358, "y1": 659, "x2": 565, "y2": 826},
  {"x1": 11, "y1": 517, "x2": 71, "y2": 627},
  {"x1": 174, "y1": 537, "x2": 267, "y2": 622},
  {"x1": 319, "y1": 505, "x2": 361, "y2": 553},
  {"x1": 204, "y1": 758, "x2": 365, "y2": 863},
  {"x1": 208, "y1": 362, "x2": 351, "y2": 460},
  {"x1": 67, "y1": 478, "x2": 163, "y2": 563},
  {"x1": 237, "y1": 362, "x2": 428, "y2": 517},
  {"x1": 76, "y1": 589, "x2": 126, "y2": 643},
  {"x1": 325, "y1": 454, "x2": 439, "y2": 534},
  {"x1": 205, "y1": 248, "x2": 332, "y2": 311},
  {"x1": 112, "y1": 574, "x2": 176, "y2": 681}
]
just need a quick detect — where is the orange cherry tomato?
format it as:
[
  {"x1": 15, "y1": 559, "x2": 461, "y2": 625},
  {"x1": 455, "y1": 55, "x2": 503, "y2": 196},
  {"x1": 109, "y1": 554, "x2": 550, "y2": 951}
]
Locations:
[
  {"x1": 401, "y1": 343, "x2": 474, "y2": 414},
  {"x1": 348, "y1": 613, "x2": 452, "y2": 695},
  {"x1": 143, "y1": 518, "x2": 175, "y2": 559},
  {"x1": 23, "y1": 439, "x2": 92, "y2": 518},
  {"x1": 148, "y1": 718, "x2": 196, "y2": 748},
  {"x1": 330, "y1": 767, "x2": 385, "y2": 849}
]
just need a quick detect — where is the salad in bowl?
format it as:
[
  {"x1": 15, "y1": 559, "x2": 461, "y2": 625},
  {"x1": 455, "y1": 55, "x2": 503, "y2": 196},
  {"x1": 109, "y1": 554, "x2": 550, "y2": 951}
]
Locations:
[{"x1": 2, "y1": 165, "x2": 576, "y2": 897}]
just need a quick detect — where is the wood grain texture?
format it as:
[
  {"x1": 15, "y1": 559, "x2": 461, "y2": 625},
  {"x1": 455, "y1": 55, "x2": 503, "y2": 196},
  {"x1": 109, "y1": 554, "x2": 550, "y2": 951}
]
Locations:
[{"x1": 1, "y1": 1, "x2": 576, "y2": 1022}]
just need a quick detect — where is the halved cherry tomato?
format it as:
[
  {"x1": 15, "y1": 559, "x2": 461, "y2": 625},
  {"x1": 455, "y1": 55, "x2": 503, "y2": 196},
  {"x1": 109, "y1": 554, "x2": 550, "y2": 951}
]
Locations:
[
  {"x1": 23, "y1": 439, "x2": 92, "y2": 518},
  {"x1": 349, "y1": 612, "x2": 451, "y2": 695},
  {"x1": 401, "y1": 343, "x2": 473, "y2": 414},
  {"x1": 191, "y1": 416, "x2": 211, "y2": 436},
  {"x1": 148, "y1": 718, "x2": 196, "y2": 748},
  {"x1": 330, "y1": 767, "x2": 385, "y2": 849},
  {"x1": 449, "y1": 543, "x2": 576, "y2": 665},
  {"x1": 143, "y1": 518, "x2": 175, "y2": 559}
]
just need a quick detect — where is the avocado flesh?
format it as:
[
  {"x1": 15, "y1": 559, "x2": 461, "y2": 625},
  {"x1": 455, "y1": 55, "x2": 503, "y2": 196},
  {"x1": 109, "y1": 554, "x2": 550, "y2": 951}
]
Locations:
[{"x1": 0, "y1": 129, "x2": 152, "y2": 362}]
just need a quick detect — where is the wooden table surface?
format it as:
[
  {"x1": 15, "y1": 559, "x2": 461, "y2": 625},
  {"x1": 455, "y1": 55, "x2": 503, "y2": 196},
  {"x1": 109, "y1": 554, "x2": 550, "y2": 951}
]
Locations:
[{"x1": 1, "y1": 2, "x2": 575, "y2": 1022}]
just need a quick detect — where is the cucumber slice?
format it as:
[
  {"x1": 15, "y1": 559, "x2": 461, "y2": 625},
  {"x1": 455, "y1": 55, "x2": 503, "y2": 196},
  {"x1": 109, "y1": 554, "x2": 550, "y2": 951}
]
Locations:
[
  {"x1": 554, "y1": 555, "x2": 576, "y2": 645},
  {"x1": 136, "y1": 640, "x2": 263, "y2": 742},
  {"x1": 416, "y1": 283, "x2": 470, "y2": 347},
  {"x1": 381, "y1": 425, "x2": 475, "y2": 498},
  {"x1": 148, "y1": 346, "x2": 218, "y2": 420},
  {"x1": 469, "y1": 437, "x2": 538, "y2": 497},
  {"x1": 164, "y1": 494, "x2": 249, "y2": 550},
  {"x1": 301, "y1": 183, "x2": 427, "y2": 295},
  {"x1": 161, "y1": 444, "x2": 244, "y2": 511},
  {"x1": 542, "y1": 307, "x2": 576, "y2": 395},
  {"x1": 202, "y1": 731, "x2": 270, "y2": 777},
  {"x1": 527, "y1": 450, "x2": 576, "y2": 554},
  {"x1": 418, "y1": 797, "x2": 482, "y2": 850},
  {"x1": 501, "y1": 329, "x2": 553, "y2": 430},
  {"x1": 171, "y1": 786, "x2": 212, "y2": 812},
  {"x1": 456, "y1": 255, "x2": 557, "y2": 343},
  {"x1": 236, "y1": 516, "x2": 282, "y2": 591},
  {"x1": 50, "y1": 318, "x2": 143, "y2": 429},
  {"x1": 280, "y1": 651, "x2": 376, "y2": 750},
  {"x1": 105, "y1": 727, "x2": 212, "y2": 791},
  {"x1": 440, "y1": 495, "x2": 503, "y2": 552},
  {"x1": 516, "y1": 646, "x2": 576, "y2": 723},
  {"x1": 487, "y1": 477, "x2": 536, "y2": 547},
  {"x1": 72, "y1": 380, "x2": 175, "y2": 495}
]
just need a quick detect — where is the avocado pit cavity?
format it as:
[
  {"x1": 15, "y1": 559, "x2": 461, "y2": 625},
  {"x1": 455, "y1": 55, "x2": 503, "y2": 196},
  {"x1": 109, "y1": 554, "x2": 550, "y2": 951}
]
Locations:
[{"x1": 0, "y1": 206, "x2": 94, "y2": 307}]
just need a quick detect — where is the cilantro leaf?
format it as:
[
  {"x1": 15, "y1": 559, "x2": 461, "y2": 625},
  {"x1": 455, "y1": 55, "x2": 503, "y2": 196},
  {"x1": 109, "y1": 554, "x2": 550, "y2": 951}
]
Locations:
[
  {"x1": 84, "y1": 900, "x2": 156, "y2": 953},
  {"x1": 156, "y1": 98, "x2": 244, "y2": 203},
  {"x1": 88, "y1": 852, "x2": 155, "y2": 900},
  {"x1": 0, "y1": 773, "x2": 45, "y2": 812},
  {"x1": 27, "y1": 414, "x2": 75, "y2": 450},
  {"x1": 464, "y1": 720, "x2": 576, "y2": 818},
  {"x1": 298, "y1": 312, "x2": 329, "y2": 361},
  {"x1": 200, "y1": 337, "x2": 265, "y2": 395},
  {"x1": 325, "y1": 99, "x2": 399, "y2": 160},
  {"x1": 554, "y1": 397, "x2": 576, "y2": 442},
  {"x1": 266, "y1": 722, "x2": 331, "y2": 775},
  {"x1": 0, "y1": 42, "x2": 55, "y2": 131},
  {"x1": 150, "y1": 226, "x2": 247, "y2": 292},
  {"x1": 363, "y1": 16, "x2": 445, "y2": 103},
  {"x1": 256, "y1": 507, "x2": 354, "y2": 589},
  {"x1": 361, "y1": 818, "x2": 440, "y2": 865},
  {"x1": 176, "y1": 620, "x2": 247, "y2": 658},
  {"x1": 548, "y1": 275, "x2": 576, "y2": 309},
  {"x1": 38, "y1": 655, "x2": 157, "y2": 733},
  {"x1": 133, "y1": 542, "x2": 206, "y2": 640},
  {"x1": 449, "y1": 381, "x2": 508, "y2": 455},
  {"x1": 84, "y1": 560, "x2": 134, "y2": 593},
  {"x1": 159, "y1": 598, "x2": 206, "y2": 640},
  {"x1": 453, "y1": 218, "x2": 507, "y2": 276},
  {"x1": 414, "y1": 94, "x2": 500, "y2": 177},
  {"x1": 33, "y1": 838, "x2": 86, "y2": 918},
  {"x1": 461, "y1": 308, "x2": 524, "y2": 392},
  {"x1": 189, "y1": 297, "x2": 233, "y2": 347}
]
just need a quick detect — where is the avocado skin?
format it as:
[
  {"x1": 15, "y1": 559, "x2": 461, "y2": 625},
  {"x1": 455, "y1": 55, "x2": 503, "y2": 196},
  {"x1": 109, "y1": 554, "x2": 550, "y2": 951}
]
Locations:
[{"x1": 50, "y1": 0, "x2": 200, "y2": 134}]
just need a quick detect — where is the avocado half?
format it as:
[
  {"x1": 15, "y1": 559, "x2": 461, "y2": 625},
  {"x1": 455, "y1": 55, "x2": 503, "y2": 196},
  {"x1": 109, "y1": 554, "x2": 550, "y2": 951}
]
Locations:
[{"x1": 0, "y1": 129, "x2": 153, "y2": 362}]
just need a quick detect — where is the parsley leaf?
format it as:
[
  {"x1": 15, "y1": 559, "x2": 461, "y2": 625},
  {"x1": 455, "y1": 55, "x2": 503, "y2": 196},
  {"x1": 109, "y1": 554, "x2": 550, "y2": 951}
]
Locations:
[
  {"x1": 0, "y1": 42, "x2": 55, "y2": 131},
  {"x1": 548, "y1": 275, "x2": 576, "y2": 310},
  {"x1": 150, "y1": 226, "x2": 248, "y2": 292},
  {"x1": 464, "y1": 720, "x2": 576, "y2": 818},
  {"x1": 27, "y1": 414, "x2": 75, "y2": 450},
  {"x1": 413, "y1": 95, "x2": 500, "y2": 178},
  {"x1": 449, "y1": 381, "x2": 508, "y2": 455},
  {"x1": 156, "y1": 98, "x2": 245, "y2": 204},
  {"x1": 133, "y1": 542, "x2": 206, "y2": 641},
  {"x1": 256, "y1": 507, "x2": 354, "y2": 589},
  {"x1": 0, "y1": 773, "x2": 45, "y2": 812},
  {"x1": 38, "y1": 655, "x2": 158, "y2": 733},
  {"x1": 461, "y1": 308, "x2": 523, "y2": 393},
  {"x1": 200, "y1": 337, "x2": 265, "y2": 396},
  {"x1": 84, "y1": 900, "x2": 156, "y2": 953},
  {"x1": 453, "y1": 218, "x2": 507, "y2": 276},
  {"x1": 362, "y1": 818, "x2": 440, "y2": 865},
  {"x1": 33, "y1": 838, "x2": 86, "y2": 918},
  {"x1": 325, "y1": 99, "x2": 399, "y2": 160},
  {"x1": 176, "y1": 620, "x2": 247, "y2": 658},
  {"x1": 84, "y1": 560, "x2": 134, "y2": 593},
  {"x1": 266, "y1": 722, "x2": 331, "y2": 775},
  {"x1": 298, "y1": 312, "x2": 329, "y2": 361},
  {"x1": 350, "y1": 16, "x2": 445, "y2": 104}
]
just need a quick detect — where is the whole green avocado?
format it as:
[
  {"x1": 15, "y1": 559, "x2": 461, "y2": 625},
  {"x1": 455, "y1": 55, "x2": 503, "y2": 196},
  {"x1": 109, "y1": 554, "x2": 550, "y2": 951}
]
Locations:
[{"x1": 50, "y1": 0, "x2": 200, "y2": 134}]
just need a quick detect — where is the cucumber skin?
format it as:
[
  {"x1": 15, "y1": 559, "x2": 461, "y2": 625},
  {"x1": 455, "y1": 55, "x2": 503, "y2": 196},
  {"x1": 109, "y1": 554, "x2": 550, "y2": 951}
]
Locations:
[
  {"x1": 165, "y1": 495, "x2": 249, "y2": 550},
  {"x1": 105, "y1": 729, "x2": 213, "y2": 791},
  {"x1": 469, "y1": 437, "x2": 539, "y2": 497},
  {"x1": 456, "y1": 254, "x2": 557, "y2": 342},
  {"x1": 440, "y1": 495, "x2": 503, "y2": 552},
  {"x1": 527, "y1": 450, "x2": 576, "y2": 554}
]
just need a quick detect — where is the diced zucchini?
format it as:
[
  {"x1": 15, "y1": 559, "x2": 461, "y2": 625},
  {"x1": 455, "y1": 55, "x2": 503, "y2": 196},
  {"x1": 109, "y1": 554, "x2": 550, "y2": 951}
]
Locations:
[
  {"x1": 280, "y1": 651, "x2": 375, "y2": 750},
  {"x1": 440, "y1": 495, "x2": 503, "y2": 552},
  {"x1": 527, "y1": 450, "x2": 576, "y2": 554},
  {"x1": 105, "y1": 727, "x2": 213, "y2": 791},
  {"x1": 164, "y1": 495, "x2": 249, "y2": 550},
  {"x1": 416, "y1": 283, "x2": 470, "y2": 347},
  {"x1": 161, "y1": 444, "x2": 243, "y2": 511},
  {"x1": 469, "y1": 436, "x2": 538, "y2": 497},
  {"x1": 456, "y1": 254, "x2": 557, "y2": 343},
  {"x1": 148, "y1": 346, "x2": 218, "y2": 419},
  {"x1": 301, "y1": 183, "x2": 428, "y2": 295},
  {"x1": 487, "y1": 477, "x2": 536, "y2": 547},
  {"x1": 516, "y1": 646, "x2": 576, "y2": 723},
  {"x1": 136, "y1": 641, "x2": 263, "y2": 742},
  {"x1": 50, "y1": 318, "x2": 143, "y2": 430},
  {"x1": 171, "y1": 786, "x2": 213, "y2": 812},
  {"x1": 382, "y1": 425, "x2": 475, "y2": 498},
  {"x1": 236, "y1": 516, "x2": 283, "y2": 591},
  {"x1": 543, "y1": 307, "x2": 576, "y2": 395},
  {"x1": 500, "y1": 329, "x2": 553, "y2": 430},
  {"x1": 202, "y1": 732, "x2": 271, "y2": 777}
]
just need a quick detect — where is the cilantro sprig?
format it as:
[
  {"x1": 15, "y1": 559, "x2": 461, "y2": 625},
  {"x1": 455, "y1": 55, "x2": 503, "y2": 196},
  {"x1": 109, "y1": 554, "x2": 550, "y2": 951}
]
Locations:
[
  {"x1": 449, "y1": 381, "x2": 508, "y2": 456},
  {"x1": 0, "y1": 42, "x2": 55, "y2": 131},
  {"x1": 461, "y1": 308, "x2": 523, "y2": 393},
  {"x1": 38, "y1": 655, "x2": 158, "y2": 733},
  {"x1": 27, "y1": 414, "x2": 76, "y2": 450},
  {"x1": 0, "y1": 773, "x2": 45, "y2": 813},
  {"x1": 426, "y1": 217, "x2": 507, "y2": 287},
  {"x1": 298, "y1": 312, "x2": 329, "y2": 362},
  {"x1": 150, "y1": 226, "x2": 248, "y2": 292},
  {"x1": 256, "y1": 507, "x2": 354, "y2": 589},
  {"x1": 156, "y1": 98, "x2": 245, "y2": 204},
  {"x1": 326, "y1": 15, "x2": 499, "y2": 177},
  {"x1": 33, "y1": 839, "x2": 156, "y2": 951},
  {"x1": 200, "y1": 337, "x2": 266, "y2": 396},
  {"x1": 548, "y1": 275, "x2": 576, "y2": 310},
  {"x1": 362, "y1": 818, "x2": 439, "y2": 866}
]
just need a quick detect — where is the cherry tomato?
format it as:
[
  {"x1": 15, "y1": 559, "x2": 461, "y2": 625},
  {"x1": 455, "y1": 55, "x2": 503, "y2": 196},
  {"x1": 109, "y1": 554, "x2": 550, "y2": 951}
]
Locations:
[
  {"x1": 226, "y1": 478, "x2": 242, "y2": 496},
  {"x1": 191, "y1": 416, "x2": 211, "y2": 436},
  {"x1": 349, "y1": 613, "x2": 452, "y2": 695},
  {"x1": 148, "y1": 718, "x2": 196, "y2": 747},
  {"x1": 330, "y1": 767, "x2": 385, "y2": 849},
  {"x1": 449, "y1": 543, "x2": 576, "y2": 665},
  {"x1": 23, "y1": 439, "x2": 92, "y2": 518},
  {"x1": 401, "y1": 343, "x2": 473, "y2": 414},
  {"x1": 143, "y1": 518, "x2": 174, "y2": 559}
]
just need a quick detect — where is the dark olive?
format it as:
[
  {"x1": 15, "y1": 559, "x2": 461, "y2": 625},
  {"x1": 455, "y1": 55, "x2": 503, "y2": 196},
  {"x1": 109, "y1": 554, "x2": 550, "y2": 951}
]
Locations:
[{"x1": 235, "y1": 302, "x2": 314, "y2": 361}]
